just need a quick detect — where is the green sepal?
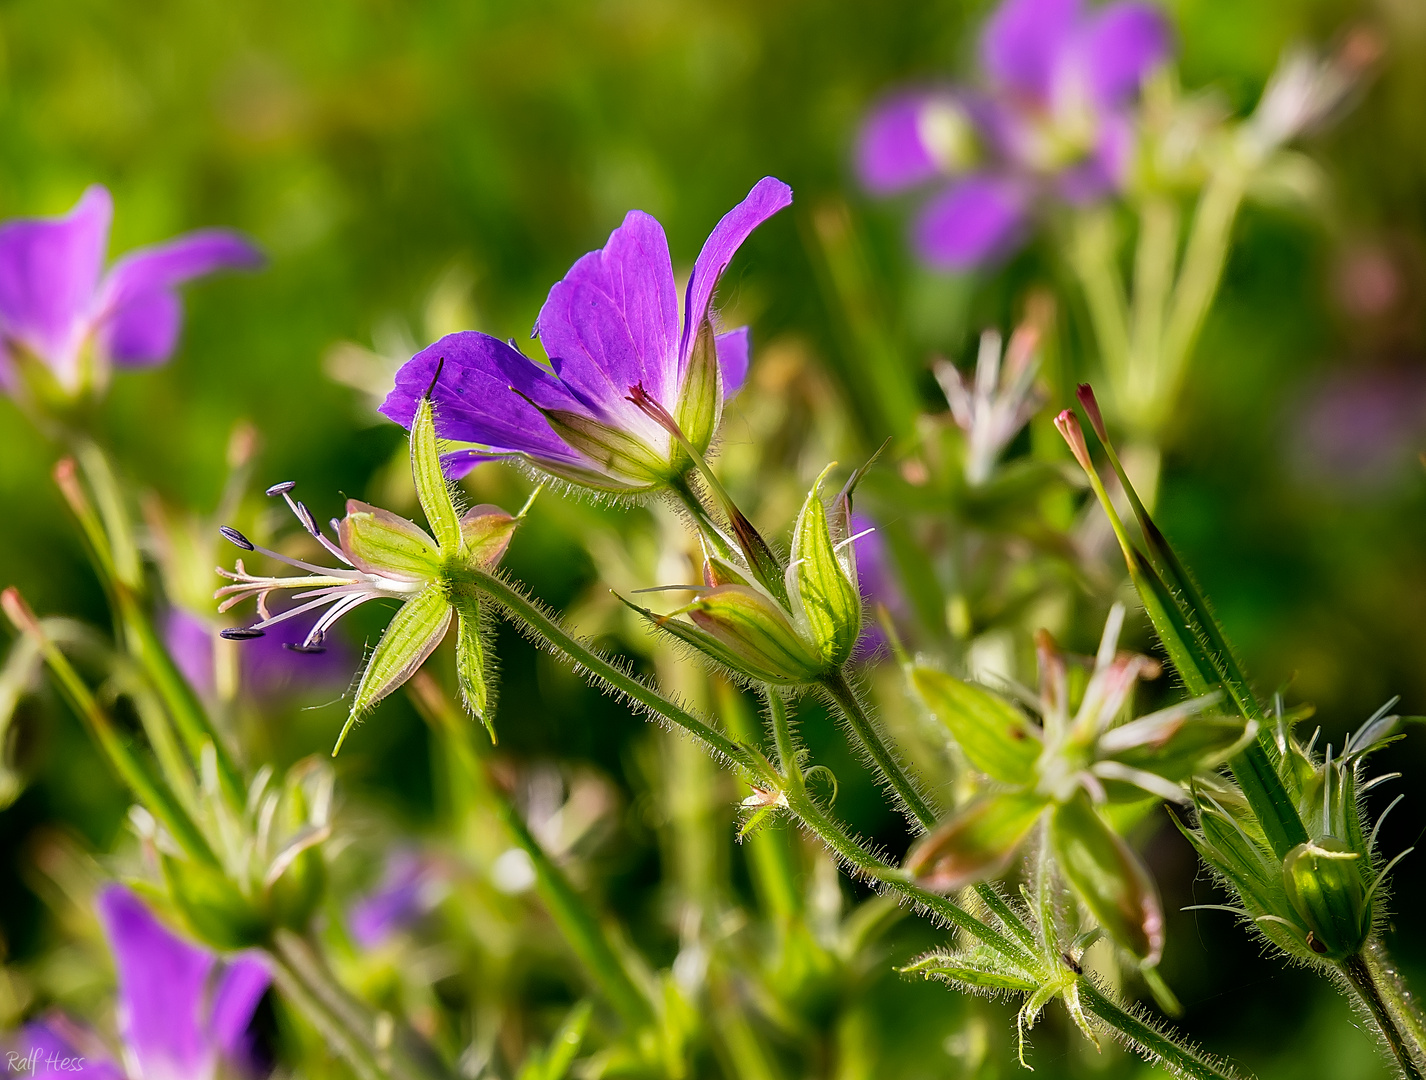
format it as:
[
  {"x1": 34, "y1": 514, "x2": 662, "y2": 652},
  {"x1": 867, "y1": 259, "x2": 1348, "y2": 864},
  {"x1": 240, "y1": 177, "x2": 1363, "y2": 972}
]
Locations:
[
  {"x1": 540, "y1": 409, "x2": 671, "y2": 486},
  {"x1": 906, "y1": 791, "x2": 1048, "y2": 892},
  {"x1": 911, "y1": 666, "x2": 1041, "y2": 785},
  {"x1": 459, "y1": 504, "x2": 518, "y2": 568},
  {"x1": 1049, "y1": 791, "x2": 1164, "y2": 966},
  {"x1": 1100, "y1": 710, "x2": 1251, "y2": 782},
  {"x1": 410, "y1": 394, "x2": 463, "y2": 553},
  {"x1": 339, "y1": 500, "x2": 441, "y2": 580},
  {"x1": 335, "y1": 584, "x2": 453, "y2": 754},
  {"x1": 674, "y1": 319, "x2": 722, "y2": 456},
  {"x1": 791, "y1": 465, "x2": 862, "y2": 668},
  {"x1": 902, "y1": 949, "x2": 1039, "y2": 993},
  {"x1": 454, "y1": 594, "x2": 495, "y2": 742}
]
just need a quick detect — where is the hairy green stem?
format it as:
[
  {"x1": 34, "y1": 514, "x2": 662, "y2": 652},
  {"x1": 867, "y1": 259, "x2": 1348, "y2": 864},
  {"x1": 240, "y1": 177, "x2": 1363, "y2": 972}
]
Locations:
[
  {"x1": 1078, "y1": 980, "x2": 1241, "y2": 1080},
  {"x1": 1344, "y1": 946, "x2": 1426, "y2": 1080},
  {"x1": 820, "y1": 671, "x2": 938, "y2": 830},
  {"x1": 467, "y1": 568, "x2": 772, "y2": 783}
]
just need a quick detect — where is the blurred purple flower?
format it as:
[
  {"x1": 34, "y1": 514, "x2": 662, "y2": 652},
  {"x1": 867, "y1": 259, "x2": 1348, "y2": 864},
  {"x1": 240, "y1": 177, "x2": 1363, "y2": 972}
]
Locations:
[
  {"x1": 852, "y1": 513, "x2": 908, "y2": 652},
  {"x1": 381, "y1": 177, "x2": 792, "y2": 489},
  {"x1": 1289, "y1": 368, "x2": 1426, "y2": 492},
  {"x1": 3, "y1": 887, "x2": 270, "y2": 1080},
  {"x1": 164, "y1": 606, "x2": 352, "y2": 701},
  {"x1": 856, "y1": 0, "x2": 1170, "y2": 269},
  {"x1": 348, "y1": 848, "x2": 445, "y2": 948},
  {"x1": 0, "y1": 185, "x2": 262, "y2": 395}
]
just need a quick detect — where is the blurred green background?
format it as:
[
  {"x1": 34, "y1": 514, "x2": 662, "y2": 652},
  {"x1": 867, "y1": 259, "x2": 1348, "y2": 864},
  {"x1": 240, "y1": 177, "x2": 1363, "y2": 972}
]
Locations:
[{"x1": 3, "y1": 0, "x2": 1426, "y2": 1076}]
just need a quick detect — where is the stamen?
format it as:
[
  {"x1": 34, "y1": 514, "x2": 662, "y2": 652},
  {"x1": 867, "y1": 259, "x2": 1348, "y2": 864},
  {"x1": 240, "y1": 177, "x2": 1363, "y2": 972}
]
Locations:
[
  {"x1": 284, "y1": 641, "x2": 328, "y2": 654},
  {"x1": 221, "y1": 627, "x2": 265, "y2": 639},
  {"x1": 266, "y1": 481, "x2": 297, "y2": 496},
  {"x1": 221, "y1": 526, "x2": 255, "y2": 550}
]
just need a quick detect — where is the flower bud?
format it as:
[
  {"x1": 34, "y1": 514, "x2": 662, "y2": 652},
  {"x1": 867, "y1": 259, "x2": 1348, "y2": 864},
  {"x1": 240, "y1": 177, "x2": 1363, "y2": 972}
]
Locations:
[
  {"x1": 1282, "y1": 838, "x2": 1369, "y2": 960},
  {"x1": 685, "y1": 585, "x2": 826, "y2": 684},
  {"x1": 911, "y1": 666, "x2": 1041, "y2": 785}
]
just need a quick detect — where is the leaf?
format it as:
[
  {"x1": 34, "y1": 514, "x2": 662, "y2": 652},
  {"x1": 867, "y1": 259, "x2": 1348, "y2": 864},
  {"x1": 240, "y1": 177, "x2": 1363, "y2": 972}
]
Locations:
[
  {"x1": 410, "y1": 393, "x2": 463, "y2": 553},
  {"x1": 339, "y1": 500, "x2": 441, "y2": 580},
  {"x1": 902, "y1": 951, "x2": 1039, "y2": 993},
  {"x1": 911, "y1": 666, "x2": 1041, "y2": 785},
  {"x1": 335, "y1": 584, "x2": 452, "y2": 754}
]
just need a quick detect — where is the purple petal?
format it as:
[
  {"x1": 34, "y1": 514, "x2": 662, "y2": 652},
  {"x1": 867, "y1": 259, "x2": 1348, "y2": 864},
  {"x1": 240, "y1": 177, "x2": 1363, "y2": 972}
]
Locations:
[
  {"x1": 1063, "y1": 2, "x2": 1171, "y2": 108},
  {"x1": 380, "y1": 332, "x2": 590, "y2": 468},
  {"x1": 165, "y1": 608, "x2": 216, "y2": 697},
  {"x1": 534, "y1": 210, "x2": 681, "y2": 417},
  {"x1": 856, "y1": 92, "x2": 954, "y2": 194},
  {"x1": 914, "y1": 175, "x2": 1029, "y2": 270},
  {"x1": 1057, "y1": 112, "x2": 1134, "y2": 201},
  {"x1": 95, "y1": 230, "x2": 263, "y2": 369},
  {"x1": 0, "y1": 185, "x2": 111, "y2": 372},
  {"x1": 714, "y1": 327, "x2": 751, "y2": 397},
  {"x1": 3, "y1": 1019, "x2": 124, "y2": 1080},
  {"x1": 680, "y1": 177, "x2": 793, "y2": 371},
  {"x1": 208, "y1": 955, "x2": 271, "y2": 1066},
  {"x1": 980, "y1": 0, "x2": 1080, "y2": 99},
  {"x1": 97, "y1": 884, "x2": 219, "y2": 1079}
]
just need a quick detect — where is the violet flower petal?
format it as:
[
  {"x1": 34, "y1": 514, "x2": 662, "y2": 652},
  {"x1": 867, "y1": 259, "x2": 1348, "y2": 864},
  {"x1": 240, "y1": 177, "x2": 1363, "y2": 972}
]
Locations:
[
  {"x1": 914, "y1": 175, "x2": 1029, "y2": 270},
  {"x1": 679, "y1": 177, "x2": 793, "y2": 372},
  {"x1": 535, "y1": 210, "x2": 680, "y2": 416},
  {"x1": 380, "y1": 331, "x2": 590, "y2": 467},
  {"x1": 96, "y1": 230, "x2": 264, "y2": 368},
  {"x1": 714, "y1": 327, "x2": 751, "y2": 396},
  {"x1": 208, "y1": 955, "x2": 271, "y2": 1067},
  {"x1": 0, "y1": 185, "x2": 111, "y2": 369},
  {"x1": 856, "y1": 92, "x2": 950, "y2": 194},
  {"x1": 165, "y1": 608, "x2": 217, "y2": 698},
  {"x1": 980, "y1": 0, "x2": 1080, "y2": 100},
  {"x1": 349, "y1": 849, "x2": 434, "y2": 948},
  {"x1": 1064, "y1": 1, "x2": 1171, "y2": 108},
  {"x1": 96, "y1": 884, "x2": 220, "y2": 1080}
]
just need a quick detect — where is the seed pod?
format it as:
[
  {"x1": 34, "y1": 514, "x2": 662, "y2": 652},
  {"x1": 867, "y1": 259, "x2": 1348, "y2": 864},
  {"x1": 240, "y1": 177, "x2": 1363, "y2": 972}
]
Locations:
[{"x1": 1281, "y1": 838, "x2": 1369, "y2": 960}]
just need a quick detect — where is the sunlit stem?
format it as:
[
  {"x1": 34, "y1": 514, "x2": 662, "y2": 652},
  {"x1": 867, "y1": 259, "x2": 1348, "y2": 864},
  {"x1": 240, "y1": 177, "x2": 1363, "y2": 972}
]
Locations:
[
  {"x1": 460, "y1": 567, "x2": 774, "y2": 785},
  {"x1": 1, "y1": 588, "x2": 218, "y2": 868},
  {"x1": 820, "y1": 672, "x2": 938, "y2": 830},
  {"x1": 408, "y1": 672, "x2": 655, "y2": 1029},
  {"x1": 1077, "y1": 980, "x2": 1240, "y2": 1080},
  {"x1": 766, "y1": 688, "x2": 803, "y2": 796},
  {"x1": 1344, "y1": 943, "x2": 1426, "y2": 1080}
]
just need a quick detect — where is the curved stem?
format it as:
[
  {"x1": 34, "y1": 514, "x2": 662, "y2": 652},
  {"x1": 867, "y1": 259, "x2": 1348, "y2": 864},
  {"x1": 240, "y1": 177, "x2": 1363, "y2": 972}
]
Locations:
[
  {"x1": 1078, "y1": 980, "x2": 1243, "y2": 1080},
  {"x1": 467, "y1": 568, "x2": 773, "y2": 785},
  {"x1": 820, "y1": 671, "x2": 938, "y2": 831},
  {"x1": 1343, "y1": 946, "x2": 1426, "y2": 1080}
]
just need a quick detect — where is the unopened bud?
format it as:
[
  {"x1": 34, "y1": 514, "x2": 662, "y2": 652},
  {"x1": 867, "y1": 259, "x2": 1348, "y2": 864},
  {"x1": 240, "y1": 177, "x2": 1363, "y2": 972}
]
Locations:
[{"x1": 1282, "y1": 838, "x2": 1369, "y2": 960}]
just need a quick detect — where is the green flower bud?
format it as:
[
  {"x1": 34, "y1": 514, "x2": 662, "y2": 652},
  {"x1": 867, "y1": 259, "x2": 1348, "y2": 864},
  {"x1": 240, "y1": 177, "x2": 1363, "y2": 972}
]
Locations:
[
  {"x1": 789, "y1": 466, "x2": 862, "y2": 668},
  {"x1": 911, "y1": 666, "x2": 1041, "y2": 785},
  {"x1": 1282, "y1": 838, "x2": 1369, "y2": 960},
  {"x1": 906, "y1": 791, "x2": 1048, "y2": 892},
  {"x1": 680, "y1": 585, "x2": 826, "y2": 684}
]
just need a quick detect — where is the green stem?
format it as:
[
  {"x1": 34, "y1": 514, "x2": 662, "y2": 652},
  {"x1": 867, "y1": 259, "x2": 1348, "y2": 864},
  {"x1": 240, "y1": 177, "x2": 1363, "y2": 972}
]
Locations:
[
  {"x1": 269, "y1": 930, "x2": 457, "y2": 1080},
  {"x1": 494, "y1": 790, "x2": 656, "y2": 1029},
  {"x1": 1343, "y1": 945, "x2": 1426, "y2": 1080},
  {"x1": 820, "y1": 671, "x2": 938, "y2": 830},
  {"x1": 1078, "y1": 980, "x2": 1242, "y2": 1080},
  {"x1": 1126, "y1": 197, "x2": 1179, "y2": 421},
  {"x1": 1069, "y1": 209, "x2": 1131, "y2": 393},
  {"x1": 468, "y1": 568, "x2": 772, "y2": 784},
  {"x1": 766, "y1": 689, "x2": 803, "y2": 795}
]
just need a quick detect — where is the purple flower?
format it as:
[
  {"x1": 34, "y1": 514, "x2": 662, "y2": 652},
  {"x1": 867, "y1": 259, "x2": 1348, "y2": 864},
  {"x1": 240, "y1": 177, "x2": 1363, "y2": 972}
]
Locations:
[
  {"x1": 856, "y1": 0, "x2": 1170, "y2": 269},
  {"x1": 348, "y1": 848, "x2": 445, "y2": 948},
  {"x1": 381, "y1": 177, "x2": 793, "y2": 491},
  {"x1": 3, "y1": 887, "x2": 270, "y2": 1080},
  {"x1": 0, "y1": 185, "x2": 262, "y2": 396},
  {"x1": 164, "y1": 606, "x2": 353, "y2": 701},
  {"x1": 851, "y1": 513, "x2": 907, "y2": 652}
]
